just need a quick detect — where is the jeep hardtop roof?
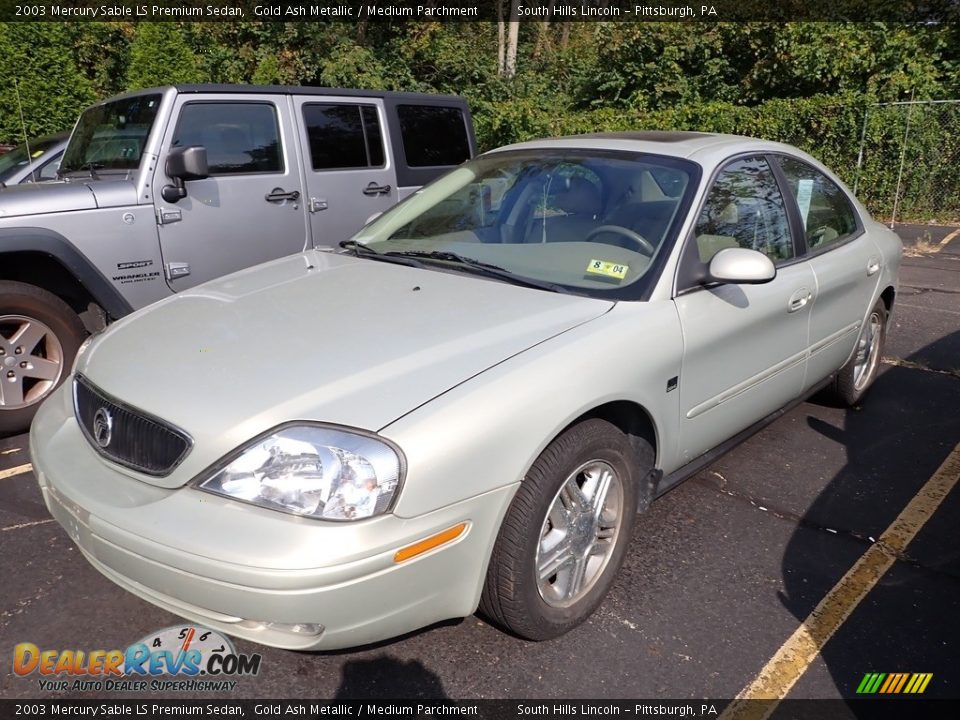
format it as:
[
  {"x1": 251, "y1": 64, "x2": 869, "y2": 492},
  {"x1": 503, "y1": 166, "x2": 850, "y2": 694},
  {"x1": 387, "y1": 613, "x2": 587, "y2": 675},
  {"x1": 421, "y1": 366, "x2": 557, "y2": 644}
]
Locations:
[{"x1": 101, "y1": 84, "x2": 468, "y2": 105}]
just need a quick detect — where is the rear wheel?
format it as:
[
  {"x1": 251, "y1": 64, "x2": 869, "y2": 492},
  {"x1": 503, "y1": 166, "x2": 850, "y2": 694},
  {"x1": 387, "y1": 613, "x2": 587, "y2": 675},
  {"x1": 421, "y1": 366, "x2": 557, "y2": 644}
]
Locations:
[
  {"x1": 479, "y1": 419, "x2": 648, "y2": 640},
  {"x1": 0, "y1": 281, "x2": 86, "y2": 433},
  {"x1": 831, "y1": 298, "x2": 887, "y2": 406}
]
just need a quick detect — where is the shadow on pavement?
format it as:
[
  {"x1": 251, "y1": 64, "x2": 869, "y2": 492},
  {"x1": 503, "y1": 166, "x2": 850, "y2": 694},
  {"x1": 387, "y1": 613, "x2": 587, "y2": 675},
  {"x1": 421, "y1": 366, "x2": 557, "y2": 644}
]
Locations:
[
  {"x1": 334, "y1": 655, "x2": 448, "y2": 699},
  {"x1": 779, "y1": 330, "x2": 960, "y2": 703}
]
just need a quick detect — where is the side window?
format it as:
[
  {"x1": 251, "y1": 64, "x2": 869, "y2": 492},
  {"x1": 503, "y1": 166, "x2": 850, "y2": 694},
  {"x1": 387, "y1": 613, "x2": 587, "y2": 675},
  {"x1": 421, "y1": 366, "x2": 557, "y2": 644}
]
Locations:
[
  {"x1": 172, "y1": 103, "x2": 282, "y2": 175},
  {"x1": 693, "y1": 156, "x2": 794, "y2": 264},
  {"x1": 396, "y1": 105, "x2": 470, "y2": 167},
  {"x1": 302, "y1": 104, "x2": 385, "y2": 171},
  {"x1": 35, "y1": 156, "x2": 62, "y2": 181},
  {"x1": 777, "y1": 157, "x2": 858, "y2": 251}
]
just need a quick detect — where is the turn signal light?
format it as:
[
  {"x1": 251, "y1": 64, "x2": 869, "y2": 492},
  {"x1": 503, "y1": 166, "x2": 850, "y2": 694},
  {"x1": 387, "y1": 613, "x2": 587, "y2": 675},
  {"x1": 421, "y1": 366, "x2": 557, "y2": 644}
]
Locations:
[{"x1": 393, "y1": 523, "x2": 468, "y2": 563}]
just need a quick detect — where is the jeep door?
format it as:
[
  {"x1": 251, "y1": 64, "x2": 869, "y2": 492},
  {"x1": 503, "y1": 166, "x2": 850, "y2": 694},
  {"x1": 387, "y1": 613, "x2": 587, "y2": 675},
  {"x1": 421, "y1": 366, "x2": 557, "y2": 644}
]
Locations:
[
  {"x1": 152, "y1": 95, "x2": 309, "y2": 290},
  {"x1": 293, "y1": 97, "x2": 399, "y2": 248}
]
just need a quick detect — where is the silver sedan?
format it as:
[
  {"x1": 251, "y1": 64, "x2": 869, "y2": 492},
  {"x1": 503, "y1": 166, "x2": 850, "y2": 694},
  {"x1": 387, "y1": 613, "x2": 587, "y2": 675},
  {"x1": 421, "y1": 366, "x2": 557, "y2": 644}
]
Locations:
[{"x1": 30, "y1": 132, "x2": 901, "y2": 649}]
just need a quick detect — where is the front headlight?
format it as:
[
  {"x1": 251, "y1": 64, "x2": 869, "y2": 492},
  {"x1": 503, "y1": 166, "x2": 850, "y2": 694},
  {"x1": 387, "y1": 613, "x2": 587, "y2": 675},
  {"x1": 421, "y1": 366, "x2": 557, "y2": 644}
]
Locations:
[{"x1": 195, "y1": 424, "x2": 403, "y2": 521}]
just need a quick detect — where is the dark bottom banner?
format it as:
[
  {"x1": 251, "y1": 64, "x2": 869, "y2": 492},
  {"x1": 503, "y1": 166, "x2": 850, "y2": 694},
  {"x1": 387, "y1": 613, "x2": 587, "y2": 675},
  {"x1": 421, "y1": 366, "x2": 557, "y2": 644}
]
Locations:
[{"x1": 2, "y1": 699, "x2": 958, "y2": 720}]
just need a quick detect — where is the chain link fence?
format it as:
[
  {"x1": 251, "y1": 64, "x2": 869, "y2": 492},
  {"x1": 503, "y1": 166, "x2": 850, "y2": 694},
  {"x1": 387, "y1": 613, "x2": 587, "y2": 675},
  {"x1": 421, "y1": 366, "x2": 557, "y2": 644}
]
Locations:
[{"x1": 852, "y1": 100, "x2": 960, "y2": 225}]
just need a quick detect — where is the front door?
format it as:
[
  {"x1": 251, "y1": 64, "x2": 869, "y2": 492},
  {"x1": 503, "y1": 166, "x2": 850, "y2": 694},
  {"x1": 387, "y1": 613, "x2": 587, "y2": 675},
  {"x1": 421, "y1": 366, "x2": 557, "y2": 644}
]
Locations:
[
  {"x1": 292, "y1": 97, "x2": 399, "y2": 248},
  {"x1": 674, "y1": 155, "x2": 815, "y2": 463},
  {"x1": 153, "y1": 95, "x2": 309, "y2": 290}
]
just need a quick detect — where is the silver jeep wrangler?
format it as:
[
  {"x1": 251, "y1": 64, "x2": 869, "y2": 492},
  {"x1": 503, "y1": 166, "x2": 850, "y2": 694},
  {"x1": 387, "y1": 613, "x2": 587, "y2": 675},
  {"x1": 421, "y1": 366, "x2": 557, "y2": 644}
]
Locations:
[{"x1": 0, "y1": 84, "x2": 476, "y2": 432}]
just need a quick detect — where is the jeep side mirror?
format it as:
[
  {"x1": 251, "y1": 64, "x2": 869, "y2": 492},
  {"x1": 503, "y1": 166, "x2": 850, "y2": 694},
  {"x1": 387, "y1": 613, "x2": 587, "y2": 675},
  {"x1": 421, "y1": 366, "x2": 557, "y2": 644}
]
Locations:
[
  {"x1": 162, "y1": 146, "x2": 209, "y2": 203},
  {"x1": 707, "y1": 247, "x2": 776, "y2": 285}
]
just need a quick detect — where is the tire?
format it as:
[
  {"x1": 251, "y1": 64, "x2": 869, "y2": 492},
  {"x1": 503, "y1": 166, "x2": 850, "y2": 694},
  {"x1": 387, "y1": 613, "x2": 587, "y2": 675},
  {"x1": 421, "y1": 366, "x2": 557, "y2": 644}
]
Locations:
[
  {"x1": 831, "y1": 298, "x2": 887, "y2": 407},
  {"x1": 479, "y1": 418, "x2": 650, "y2": 640},
  {"x1": 0, "y1": 281, "x2": 87, "y2": 434}
]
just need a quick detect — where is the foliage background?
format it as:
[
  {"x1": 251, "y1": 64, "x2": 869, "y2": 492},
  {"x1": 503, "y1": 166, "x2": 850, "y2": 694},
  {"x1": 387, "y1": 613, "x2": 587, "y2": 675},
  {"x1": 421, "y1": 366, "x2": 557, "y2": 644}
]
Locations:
[{"x1": 0, "y1": 21, "x2": 958, "y2": 219}]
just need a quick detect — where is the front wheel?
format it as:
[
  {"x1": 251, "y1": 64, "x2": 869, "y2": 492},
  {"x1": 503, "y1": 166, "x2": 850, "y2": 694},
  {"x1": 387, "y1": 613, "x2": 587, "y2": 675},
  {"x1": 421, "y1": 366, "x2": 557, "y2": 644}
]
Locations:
[
  {"x1": 479, "y1": 419, "x2": 649, "y2": 640},
  {"x1": 0, "y1": 281, "x2": 87, "y2": 434},
  {"x1": 831, "y1": 298, "x2": 888, "y2": 407}
]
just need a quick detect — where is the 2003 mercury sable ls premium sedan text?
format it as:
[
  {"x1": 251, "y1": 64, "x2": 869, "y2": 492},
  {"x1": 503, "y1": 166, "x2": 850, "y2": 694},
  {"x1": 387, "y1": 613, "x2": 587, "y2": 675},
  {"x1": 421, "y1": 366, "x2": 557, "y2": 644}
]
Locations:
[{"x1": 30, "y1": 132, "x2": 901, "y2": 650}]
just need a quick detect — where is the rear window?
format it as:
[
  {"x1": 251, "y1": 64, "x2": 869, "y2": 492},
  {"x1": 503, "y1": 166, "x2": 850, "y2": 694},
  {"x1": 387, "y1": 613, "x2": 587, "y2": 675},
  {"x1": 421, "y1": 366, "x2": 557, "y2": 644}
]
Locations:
[
  {"x1": 302, "y1": 104, "x2": 385, "y2": 171},
  {"x1": 397, "y1": 105, "x2": 470, "y2": 168}
]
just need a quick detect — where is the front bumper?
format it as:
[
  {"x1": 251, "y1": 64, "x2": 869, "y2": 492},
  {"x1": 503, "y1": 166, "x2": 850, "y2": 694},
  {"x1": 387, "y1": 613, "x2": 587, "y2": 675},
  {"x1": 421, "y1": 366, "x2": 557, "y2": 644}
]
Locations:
[{"x1": 30, "y1": 384, "x2": 516, "y2": 650}]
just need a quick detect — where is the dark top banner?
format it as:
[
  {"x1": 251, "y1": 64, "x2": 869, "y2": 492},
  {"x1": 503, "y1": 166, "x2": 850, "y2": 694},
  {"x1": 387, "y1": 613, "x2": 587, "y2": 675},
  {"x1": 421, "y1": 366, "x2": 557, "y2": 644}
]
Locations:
[
  {"x1": 3, "y1": 699, "x2": 960, "y2": 719},
  {"x1": 0, "y1": 0, "x2": 958, "y2": 23}
]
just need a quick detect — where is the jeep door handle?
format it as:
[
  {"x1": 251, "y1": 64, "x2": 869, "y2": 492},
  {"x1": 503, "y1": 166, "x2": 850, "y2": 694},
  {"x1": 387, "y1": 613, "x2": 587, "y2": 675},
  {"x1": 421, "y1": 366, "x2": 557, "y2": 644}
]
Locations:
[
  {"x1": 362, "y1": 182, "x2": 391, "y2": 196},
  {"x1": 265, "y1": 188, "x2": 301, "y2": 202},
  {"x1": 788, "y1": 288, "x2": 812, "y2": 313},
  {"x1": 867, "y1": 257, "x2": 881, "y2": 276}
]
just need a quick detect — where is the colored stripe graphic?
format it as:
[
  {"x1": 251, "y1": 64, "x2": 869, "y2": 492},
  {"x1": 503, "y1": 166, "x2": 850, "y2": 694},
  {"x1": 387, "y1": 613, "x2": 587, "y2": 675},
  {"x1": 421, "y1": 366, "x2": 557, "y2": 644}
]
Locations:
[{"x1": 857, "y1": 673, "x2": 932, "y2": 694}]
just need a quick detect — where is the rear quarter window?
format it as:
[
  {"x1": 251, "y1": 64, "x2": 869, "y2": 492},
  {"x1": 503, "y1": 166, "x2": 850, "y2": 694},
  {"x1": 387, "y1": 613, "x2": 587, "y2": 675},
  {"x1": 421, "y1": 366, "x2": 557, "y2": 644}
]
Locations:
[{"x1": 397, "y1": 105, "x2": 471, "y2": 168}]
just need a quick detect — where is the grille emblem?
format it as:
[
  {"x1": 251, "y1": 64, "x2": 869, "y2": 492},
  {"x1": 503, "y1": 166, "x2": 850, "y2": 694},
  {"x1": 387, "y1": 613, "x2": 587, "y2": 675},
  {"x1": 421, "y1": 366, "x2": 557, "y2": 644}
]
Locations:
[{"x1": 93, "y1": 407, "x2": 113, "y2": 448}]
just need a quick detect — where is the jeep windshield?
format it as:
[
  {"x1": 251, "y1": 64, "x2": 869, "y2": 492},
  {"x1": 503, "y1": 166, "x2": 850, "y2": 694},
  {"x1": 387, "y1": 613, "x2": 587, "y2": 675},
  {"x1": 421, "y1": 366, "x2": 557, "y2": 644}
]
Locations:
[
  {"x1": 350, "y1": 149, "x2": 700, "y2": 300},
  {"x1": 59, "y1": 94, "x2": 162, "y2": 176}
]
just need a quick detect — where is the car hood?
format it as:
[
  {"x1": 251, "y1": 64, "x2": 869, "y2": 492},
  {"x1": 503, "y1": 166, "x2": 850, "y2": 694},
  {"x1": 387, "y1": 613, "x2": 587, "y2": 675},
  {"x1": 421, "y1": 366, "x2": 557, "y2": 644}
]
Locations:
[
  {"x1": 0, "y1": 178, "x2": 138, "y2": 216},
  {"x1": 78, "y1": 250, "x2": 613, "y2": 488}
]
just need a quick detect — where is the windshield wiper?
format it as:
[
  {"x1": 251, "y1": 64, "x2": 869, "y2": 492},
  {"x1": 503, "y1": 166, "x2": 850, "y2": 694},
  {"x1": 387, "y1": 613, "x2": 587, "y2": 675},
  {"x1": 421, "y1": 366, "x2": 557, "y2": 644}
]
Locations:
[
  {"x1": 337, "y1": 240, "x2": 427, "y2": 269},
  {"x1": 383, "y1": 250, "x2": 567, "y2": 294},
  {"x1": 61, "y1": 162, "x2": 104, "y2": 180}
]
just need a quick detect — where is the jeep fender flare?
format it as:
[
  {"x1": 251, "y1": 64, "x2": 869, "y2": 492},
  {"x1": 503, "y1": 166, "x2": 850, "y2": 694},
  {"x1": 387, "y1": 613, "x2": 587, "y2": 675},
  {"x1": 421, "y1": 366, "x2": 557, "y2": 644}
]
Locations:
[{"x1": 0, "y1": 227, "x2": 133, "y2": 320}]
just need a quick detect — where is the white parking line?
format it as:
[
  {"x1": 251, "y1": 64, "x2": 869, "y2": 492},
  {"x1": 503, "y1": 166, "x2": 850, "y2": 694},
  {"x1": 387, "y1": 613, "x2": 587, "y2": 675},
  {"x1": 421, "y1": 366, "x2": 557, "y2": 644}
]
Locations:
[
  {"x1": 1, "y1": 447, "x2": 23, "y2": 456},
  {"x1": 1, "y1": 519, "x2": 53, "y2": 532},
  {"x1": 936, "y1": 227, "x2": 960, "y2": 251},
  {"x1": 0, "y1": 463, "x2": 33, "y2": 480}
]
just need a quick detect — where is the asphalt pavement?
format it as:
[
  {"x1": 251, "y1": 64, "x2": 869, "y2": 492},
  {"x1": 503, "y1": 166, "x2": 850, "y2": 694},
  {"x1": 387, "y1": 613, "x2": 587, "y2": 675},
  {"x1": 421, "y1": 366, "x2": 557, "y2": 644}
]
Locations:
[{"x1": 1, "y1": 227, "x2": 958, "y2": 702}]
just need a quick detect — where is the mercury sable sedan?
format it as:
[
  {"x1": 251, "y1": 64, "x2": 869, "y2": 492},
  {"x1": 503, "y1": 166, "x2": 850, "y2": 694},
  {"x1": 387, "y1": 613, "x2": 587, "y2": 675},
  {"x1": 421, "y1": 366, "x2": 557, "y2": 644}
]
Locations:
[{"x1": 30, "y1": 132, "x2": 901, "y2": 650}]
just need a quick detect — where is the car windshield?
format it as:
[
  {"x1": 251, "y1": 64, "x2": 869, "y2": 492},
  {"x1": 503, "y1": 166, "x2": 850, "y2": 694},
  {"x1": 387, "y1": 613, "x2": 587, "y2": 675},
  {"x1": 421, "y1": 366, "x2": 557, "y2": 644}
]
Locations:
[
  {"x1": 351, "y1": 149, "x2": 699, "y2": 298},
  {"x1": 59, "y1": 94, "x2": 162, "y2": 175},
  {"x1": 0, "y1": 136, "x2": 64, "y2": 183}
]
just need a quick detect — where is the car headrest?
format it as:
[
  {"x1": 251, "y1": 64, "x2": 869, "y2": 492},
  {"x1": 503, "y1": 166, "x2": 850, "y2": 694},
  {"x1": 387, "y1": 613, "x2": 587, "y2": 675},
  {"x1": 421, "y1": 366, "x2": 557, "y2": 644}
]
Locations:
[{"x1": 551, "y1": 176, "x2": 601, "y2": 217}]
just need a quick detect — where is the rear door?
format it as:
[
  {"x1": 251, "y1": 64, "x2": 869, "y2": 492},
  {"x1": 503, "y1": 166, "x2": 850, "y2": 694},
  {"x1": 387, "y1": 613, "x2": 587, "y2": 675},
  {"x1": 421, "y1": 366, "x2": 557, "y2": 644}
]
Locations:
[
  {"x1": 153, "y1": 94, "x2": 309, "y2": 290},
  {"x1": 674, "y1": 155, "x2": 815, "y2": 464},
  {"x1": 293, "y1": 97, "x2": 398, "y2": 249},
  {"x1": 773, "y1": 155, "x2": 882, "y2": 391}
]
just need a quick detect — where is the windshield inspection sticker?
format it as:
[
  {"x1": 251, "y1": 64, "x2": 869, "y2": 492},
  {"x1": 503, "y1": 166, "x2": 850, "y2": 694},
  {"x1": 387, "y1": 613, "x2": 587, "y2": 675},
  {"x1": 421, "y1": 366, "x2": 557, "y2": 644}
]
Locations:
[{"x1": 586, "y1": 259, "x2": 629, "y2": 280}]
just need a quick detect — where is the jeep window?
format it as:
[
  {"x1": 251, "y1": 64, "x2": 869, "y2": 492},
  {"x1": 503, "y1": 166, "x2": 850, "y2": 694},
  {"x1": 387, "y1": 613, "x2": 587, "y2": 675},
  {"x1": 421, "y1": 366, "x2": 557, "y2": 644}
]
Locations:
[
  {"x1": 302, "y1": 104, "x2": 385, "y2": 170},
  {"x1": 172, "y1": 103, "x2": 283, "y2": 175},
  {"x1": 396, "y1": 105, "x2": 470, "y2": 167},
  {"x1": 60, "y1": 94, "x2": 162, "y2": 174}
]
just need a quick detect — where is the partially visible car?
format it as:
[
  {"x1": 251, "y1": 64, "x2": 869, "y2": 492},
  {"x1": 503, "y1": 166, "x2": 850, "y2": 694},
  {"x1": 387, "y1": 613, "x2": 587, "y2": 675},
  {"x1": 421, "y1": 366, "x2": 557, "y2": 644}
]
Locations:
[
  {"x1": 0, "y1": 132, "x2": 69, "y2": 187},
  {"x1": 30, "y1": 131, "x2": 901, "y2": 651},
  {"x1": 0, "y1": 85, "x2": 476, "y2": 432}
]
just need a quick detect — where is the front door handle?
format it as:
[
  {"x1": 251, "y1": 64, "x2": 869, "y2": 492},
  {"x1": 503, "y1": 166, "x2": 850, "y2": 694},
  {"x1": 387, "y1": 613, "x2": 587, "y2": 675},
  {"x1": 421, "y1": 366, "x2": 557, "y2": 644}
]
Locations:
[
  {"x1": 867, "y1": 257, "x2": 881, "y2": 276},
  {"x1": 265, "y1": 188, "x2": 301, "y2": 203},
  {"x1": 362, "y1": 182, "x2": 391, "y2": 196},
  {"x1": 788, "y1": 288, "x2": 812, "y2": 313}
]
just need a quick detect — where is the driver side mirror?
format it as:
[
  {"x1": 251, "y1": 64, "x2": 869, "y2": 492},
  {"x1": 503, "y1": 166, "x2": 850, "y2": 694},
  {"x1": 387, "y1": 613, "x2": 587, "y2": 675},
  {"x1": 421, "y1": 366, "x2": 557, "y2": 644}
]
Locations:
[
  {"x1": 706, "y1": 247, "x2": 776, "y2": 285},
  {"x1": 162, "y1": 146, "x2": 209, "y2": 203}
]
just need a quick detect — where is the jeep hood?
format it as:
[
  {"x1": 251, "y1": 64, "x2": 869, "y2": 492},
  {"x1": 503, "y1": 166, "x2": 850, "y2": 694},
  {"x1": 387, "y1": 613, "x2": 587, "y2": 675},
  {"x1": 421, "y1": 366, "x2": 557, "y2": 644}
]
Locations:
[
  {"x1": 0, "y1": 179, "x2": 138, "y2": 217},
  {"x1": 78, "y1": 250, "x2": 612, "y2": 487}
]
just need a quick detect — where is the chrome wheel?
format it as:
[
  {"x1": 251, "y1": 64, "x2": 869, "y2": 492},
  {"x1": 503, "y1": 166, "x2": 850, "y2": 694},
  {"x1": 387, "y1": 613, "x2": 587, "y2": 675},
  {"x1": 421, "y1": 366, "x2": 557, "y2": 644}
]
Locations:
[
  {"x1": 536, "y1": 459, "x2": 624, "y2": 608},
  {"x1": 0, "y1": 314, "x2": 65, "y2": 410},
  {"x1": 853, "y1": 311, "x2": 882, "y2": 391}
]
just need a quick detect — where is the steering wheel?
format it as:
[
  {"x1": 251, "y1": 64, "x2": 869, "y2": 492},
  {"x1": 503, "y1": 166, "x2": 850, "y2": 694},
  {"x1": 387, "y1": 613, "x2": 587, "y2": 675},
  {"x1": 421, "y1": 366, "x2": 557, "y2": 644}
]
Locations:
[{"x1": 585, "y1": 225, "x2": 655, "y2": 256}]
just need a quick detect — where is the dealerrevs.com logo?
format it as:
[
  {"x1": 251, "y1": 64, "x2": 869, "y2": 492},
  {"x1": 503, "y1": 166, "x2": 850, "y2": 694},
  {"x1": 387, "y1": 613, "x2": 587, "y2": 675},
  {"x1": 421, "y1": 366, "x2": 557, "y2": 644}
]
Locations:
[{"x1": 13, "y1": 625, "x2": 262, "y2": 693}]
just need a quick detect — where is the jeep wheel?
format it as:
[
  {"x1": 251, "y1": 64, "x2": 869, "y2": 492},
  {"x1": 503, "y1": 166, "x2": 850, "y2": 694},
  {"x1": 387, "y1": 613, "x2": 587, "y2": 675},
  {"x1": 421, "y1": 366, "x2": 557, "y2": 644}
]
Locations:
[{"x1": 0, "y1": 281, "x2": 87, "y2": 434}]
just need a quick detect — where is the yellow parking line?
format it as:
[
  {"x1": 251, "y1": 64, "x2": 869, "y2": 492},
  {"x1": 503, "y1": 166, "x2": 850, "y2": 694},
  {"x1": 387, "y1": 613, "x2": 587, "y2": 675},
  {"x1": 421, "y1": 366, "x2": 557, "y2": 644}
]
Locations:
[
  {"x1": 721, "y1": 441, "x2": 960, "y2": 720},
  {"x1": 0, "y1": 463, "x2": 32, "y2": 480},
  {"x1": 936, "y1": 227, "x2": 960, "y2": 251},
  {"x1": 1, "y1": 519, "x2": 53, "y2": 532}
]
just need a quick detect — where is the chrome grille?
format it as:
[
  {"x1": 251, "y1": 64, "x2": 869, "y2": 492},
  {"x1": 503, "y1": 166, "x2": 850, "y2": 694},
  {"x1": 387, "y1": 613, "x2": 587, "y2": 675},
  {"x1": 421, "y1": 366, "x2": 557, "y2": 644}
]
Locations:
[{"x1": 74, "y1": 375, "x2": 192, "y2": 476}]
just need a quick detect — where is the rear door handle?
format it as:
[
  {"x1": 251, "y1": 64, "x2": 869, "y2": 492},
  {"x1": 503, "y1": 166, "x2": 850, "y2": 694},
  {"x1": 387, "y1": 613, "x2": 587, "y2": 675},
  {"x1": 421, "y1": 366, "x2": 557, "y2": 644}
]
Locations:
[
  {"x1": 362, "y1": 182, "x2": 391, "y2": 196},
  {"x1": 265, "y1": 188, "x2": 300, "y2": 203},
  {"x1": 867, "y1": 257, "x2": 881, "y2": 276},
  {"x1": 788, "y1": 288, "x2": 812, "y2": 313}
]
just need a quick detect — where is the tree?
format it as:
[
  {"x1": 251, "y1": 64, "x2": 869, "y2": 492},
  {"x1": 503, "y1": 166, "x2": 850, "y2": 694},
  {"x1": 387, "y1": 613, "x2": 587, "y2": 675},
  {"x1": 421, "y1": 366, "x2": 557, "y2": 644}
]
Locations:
[
  {"x1": 126, "y1": 23, "x2": 202, "y2": 90},
  {"x1": 0, "y1": 23, "x2": 96, "y2": 143}
]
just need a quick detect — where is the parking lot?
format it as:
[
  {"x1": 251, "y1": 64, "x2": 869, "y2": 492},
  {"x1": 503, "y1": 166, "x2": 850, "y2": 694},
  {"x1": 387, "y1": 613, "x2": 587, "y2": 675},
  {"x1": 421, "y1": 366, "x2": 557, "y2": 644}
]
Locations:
[{"x1": 1, "y1": 225, "x2": 958, "y2": 702}]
